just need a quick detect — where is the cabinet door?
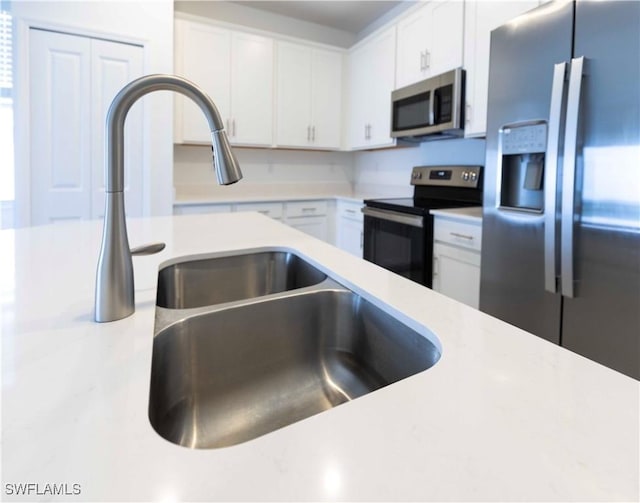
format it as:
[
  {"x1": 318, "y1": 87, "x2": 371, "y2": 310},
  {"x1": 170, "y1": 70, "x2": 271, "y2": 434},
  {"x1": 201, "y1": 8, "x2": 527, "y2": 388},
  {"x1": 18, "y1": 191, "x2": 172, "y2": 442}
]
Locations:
[
  {"x1": 175, "y1": 20, "x2": 231, "y2": 143},
  {"x1": 29, "y1": 29, "x2": 92, "y2": 225},
  {"x1": 230, "y1": 32, "x2": 273, "y2": 146},
  {"x1": 310, "y1": 48, "x2": 342, "y2": 149},
  {"x1": 91, "y1": 39, "x2": 144, "y2": 219},
  {"x1": 275, "y1": 41, "x2": 312, "y2": 148},
  {"x1": 427, "y1": 0, "x2": 464, "y2": 77},
  {"x1": 463, "y1": 1, "x2": 538, "y2": 136},
  {"x1": 337, "y1": 216, "x2": 363, "y2": 257},
  {"x1": 433, "y1": 242, "x2": 481, "y2": 309},
  {"x1": 368, "y1": 26, "x2": 397, "y2": 148},
  {"x1": 287, "y1": 216, "x2": 328, "y2": 242},
  {"x1": 395, "y1": 5, "x2": 430, "y2": 88},
  {"x1": 347, "y1": 43, "x2": 369, "y2": 149}
]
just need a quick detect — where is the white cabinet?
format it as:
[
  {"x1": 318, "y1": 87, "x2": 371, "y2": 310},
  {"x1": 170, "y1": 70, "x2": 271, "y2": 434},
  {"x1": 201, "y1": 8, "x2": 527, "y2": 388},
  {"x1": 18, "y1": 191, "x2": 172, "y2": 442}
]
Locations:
[
  {"x1": 276, "y1": 41, "x2": 342, "y2": 149},
  {"x1": 284, "y1": 200, "x2": 328, "y2": 242},
  {"x1": 29, "y1": 29, "x2": 144, "y2": 225},
  {"x1": 174, "y1": 203, "x2": 233, "y2": 215},
  {"x1": 347, "y1": 26, "x2": 397, "y2": 149},
  {"x1": 463, "y1": 0, "x2": 538, "y2": 136},
  {"x1": 431, "y1": 209, "x2": 482, "y2": 309},
  {"x1": 335, "y1": 200, "x2": 364, "y2": 257},
  {"x1": 395, "y1": 0, "x2": 463, "y2": 88},
  {"x1": 174, "y1": 19, "x2": 273, "y2": 147}
]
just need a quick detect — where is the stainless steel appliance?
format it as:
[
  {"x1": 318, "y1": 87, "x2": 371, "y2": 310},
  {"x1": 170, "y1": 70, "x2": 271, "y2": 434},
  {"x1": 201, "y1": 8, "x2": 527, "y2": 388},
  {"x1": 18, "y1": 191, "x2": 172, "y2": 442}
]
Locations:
[
  {"x1": 390, "y1": 68, "x2": 465, "y2": 141},
  {"x1": 480, "y1": 0, "x2": 640, "y2": 379},
  {"x1": 363, "y1": 165, "x2": 482, "y2": 287}
]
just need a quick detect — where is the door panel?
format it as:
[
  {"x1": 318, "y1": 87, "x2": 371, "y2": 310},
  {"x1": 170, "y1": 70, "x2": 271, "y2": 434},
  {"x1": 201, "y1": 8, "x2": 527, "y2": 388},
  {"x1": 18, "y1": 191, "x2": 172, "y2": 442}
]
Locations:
[
  {"x1": 29, "y1": 29, "x2": 91, "y2": 225},
  {"x1": 479, "y1": 1, "x2": 574, "y2": 343},
  {"x1": 561, "y1": 1, "x2": 640, "y2": 379}
]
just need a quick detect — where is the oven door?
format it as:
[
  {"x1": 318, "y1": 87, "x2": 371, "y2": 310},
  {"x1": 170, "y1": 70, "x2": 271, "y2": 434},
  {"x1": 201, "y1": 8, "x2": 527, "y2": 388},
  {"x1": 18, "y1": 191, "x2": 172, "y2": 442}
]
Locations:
[{"x1": 362, "y1": 207, "x2": 429, "y2": 286}]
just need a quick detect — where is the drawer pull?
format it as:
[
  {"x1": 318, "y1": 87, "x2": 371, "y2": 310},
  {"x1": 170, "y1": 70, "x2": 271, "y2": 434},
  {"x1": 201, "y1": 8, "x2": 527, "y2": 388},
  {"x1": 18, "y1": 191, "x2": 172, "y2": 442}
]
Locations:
[
  {"x1": 345, "y1": 209, "x2": 356, "y2": 214},
  {"x1": 301, "y1": 207, "x2": 317, "y2": 213},
  {"x1": 450, "y1": 232, "x2": 474, "y2": 240}
]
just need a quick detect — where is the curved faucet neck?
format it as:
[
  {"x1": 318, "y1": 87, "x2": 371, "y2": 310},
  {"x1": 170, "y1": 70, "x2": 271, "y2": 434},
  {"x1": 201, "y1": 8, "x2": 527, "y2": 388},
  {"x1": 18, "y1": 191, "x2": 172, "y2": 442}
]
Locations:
[{"x1": 105, "y1": 74, "x2": 225, "y2": 193}]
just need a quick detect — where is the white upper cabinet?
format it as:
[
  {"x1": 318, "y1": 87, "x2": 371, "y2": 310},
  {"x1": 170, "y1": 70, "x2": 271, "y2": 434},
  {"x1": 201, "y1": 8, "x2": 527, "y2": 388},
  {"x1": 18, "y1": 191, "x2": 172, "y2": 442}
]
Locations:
[
  {"x1": 276, "y1": 41, "x2": 342, "y2": 149},
  {"x1": 174, "y1": 18, "x2": 273, "y2": 147},
  {"x1": 395, "y1": 0, "x2": 463, "y2": 89},
  {"x1": 347, "y1": 25, "x2": 396, "y2": 150},
  {"x1": 463, "y1": 0, "x2": 538, "y2": 136}
]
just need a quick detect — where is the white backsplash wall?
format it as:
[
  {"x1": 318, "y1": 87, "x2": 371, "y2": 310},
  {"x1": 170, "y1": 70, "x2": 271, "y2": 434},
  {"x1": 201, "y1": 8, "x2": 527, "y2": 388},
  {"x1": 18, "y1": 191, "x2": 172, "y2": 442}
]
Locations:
[
  {"x1": 353, "y1": 138, "x2": 487, "y2": 196},
  {"x1": 174, "y1": 146, "x2": 355, "y2": 200}
]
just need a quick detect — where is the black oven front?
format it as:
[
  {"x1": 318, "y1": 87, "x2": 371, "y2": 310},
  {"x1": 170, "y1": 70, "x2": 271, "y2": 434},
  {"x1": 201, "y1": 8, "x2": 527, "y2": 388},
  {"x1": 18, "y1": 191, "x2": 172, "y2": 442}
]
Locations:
[{"x1": 362, "y1": 206, "x2": 431, "y2": 286}]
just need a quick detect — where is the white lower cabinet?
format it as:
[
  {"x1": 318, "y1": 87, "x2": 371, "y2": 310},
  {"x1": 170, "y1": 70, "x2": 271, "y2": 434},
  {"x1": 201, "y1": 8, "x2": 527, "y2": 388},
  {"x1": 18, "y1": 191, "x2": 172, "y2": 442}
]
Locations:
[
  {"x1": 284, "y1": 200, "x2": 328, "y2": 242},
  {"x1": 335, "y1": 200, "x2": 364, "y2": 257},
  {"x1": 431, "y1": 210, "x2": 482, "y2": 309}
]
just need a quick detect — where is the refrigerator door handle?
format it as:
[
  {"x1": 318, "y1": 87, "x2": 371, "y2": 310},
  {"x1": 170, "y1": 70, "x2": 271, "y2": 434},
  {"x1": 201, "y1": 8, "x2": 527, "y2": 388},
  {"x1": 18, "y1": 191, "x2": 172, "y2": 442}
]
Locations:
[
  {"x1": 560, "y1": 56, "x2": 585, "y2": 298},
  {"x1": 545, "y1": 61, "x2": 568, "y2": 294}
]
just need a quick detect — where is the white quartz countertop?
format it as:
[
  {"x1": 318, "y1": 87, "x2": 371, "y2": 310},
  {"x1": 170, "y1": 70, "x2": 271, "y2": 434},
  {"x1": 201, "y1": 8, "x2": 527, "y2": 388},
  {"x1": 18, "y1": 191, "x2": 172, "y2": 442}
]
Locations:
[
  {"x1": 2, "y1": 213, "x2": 638, "y2": 501},
  {"x1": 430, "y1": 206, "x2": 483, "y2": 223},
  {"x1": 173, "y1": 194, "x2": 370, "y2": 206}
]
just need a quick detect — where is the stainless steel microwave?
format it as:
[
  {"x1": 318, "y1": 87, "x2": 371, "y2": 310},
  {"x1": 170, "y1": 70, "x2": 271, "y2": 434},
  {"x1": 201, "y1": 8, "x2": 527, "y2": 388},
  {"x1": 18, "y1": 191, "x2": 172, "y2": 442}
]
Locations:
[{"x1": 390, "y1": 67, "x2": 465, "y2": 141}]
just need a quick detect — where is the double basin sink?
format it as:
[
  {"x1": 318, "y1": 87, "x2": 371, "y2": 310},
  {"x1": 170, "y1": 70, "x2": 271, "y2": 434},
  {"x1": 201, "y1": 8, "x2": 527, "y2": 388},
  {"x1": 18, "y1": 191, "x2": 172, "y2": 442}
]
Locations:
[{"x1": 149, "y1": 249, "x2": 441, "y2": 449}]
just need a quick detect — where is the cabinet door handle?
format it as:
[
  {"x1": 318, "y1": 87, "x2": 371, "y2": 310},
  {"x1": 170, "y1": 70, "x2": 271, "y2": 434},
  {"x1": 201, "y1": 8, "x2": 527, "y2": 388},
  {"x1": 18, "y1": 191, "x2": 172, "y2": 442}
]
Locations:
[
  {"x1": 301, "y1": 207, "x2": 317, "y2": 213},
  {"x1": 307, "y1": 125, "x2": 311, "y2": 141},
  {"x1": 425, "y1": 50, "x2": 431, "y2": 69},
  {"x1": 312, "y1": 126, "x2": 315, "y2": 142},
  {"x1": 465, "y1": 103, "x2": 472, "y2": 125},
  {"x1": 433, "y1": 255, "x2": 439, "y2": 276},
  {"x1": 345, "y1": 209, "x2": 356, "y2": 214},
  {"x1": 450, "y1": 232, "x2": 474, "y2": 240},
  {"x1": 420, "y1": 51, "x2": 426, "y2": 71},
  {"x1": 232, "y1": 119, "x2": 236, "y2": 137},
  {"x1": 360, "y1": 231, "x2": 364, "y2": 250}
]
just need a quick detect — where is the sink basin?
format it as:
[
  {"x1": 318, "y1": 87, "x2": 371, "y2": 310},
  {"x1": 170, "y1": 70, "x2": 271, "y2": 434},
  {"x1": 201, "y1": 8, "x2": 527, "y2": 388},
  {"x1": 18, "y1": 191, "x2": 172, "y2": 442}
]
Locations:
[
  {"x1": 149, "y1": 289, "x2": 440, "y2": 449},
  {"x1": 156, "y1": 250, "x2": 327, "y2": 309}
]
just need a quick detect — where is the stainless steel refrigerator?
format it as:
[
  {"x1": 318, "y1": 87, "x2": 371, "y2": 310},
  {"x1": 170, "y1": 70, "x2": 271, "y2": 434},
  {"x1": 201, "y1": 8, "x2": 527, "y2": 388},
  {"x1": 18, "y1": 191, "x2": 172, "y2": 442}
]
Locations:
[{"x1": 480, "y1": 0, "x2": 640, "y2": 379}]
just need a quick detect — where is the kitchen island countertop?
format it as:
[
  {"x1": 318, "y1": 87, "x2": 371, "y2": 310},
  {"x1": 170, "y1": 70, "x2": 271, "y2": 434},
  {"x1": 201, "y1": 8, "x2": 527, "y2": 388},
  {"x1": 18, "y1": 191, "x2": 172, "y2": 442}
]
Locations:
[{"x1": 1, "y1": 212, "x2": 638, "y2": 501}]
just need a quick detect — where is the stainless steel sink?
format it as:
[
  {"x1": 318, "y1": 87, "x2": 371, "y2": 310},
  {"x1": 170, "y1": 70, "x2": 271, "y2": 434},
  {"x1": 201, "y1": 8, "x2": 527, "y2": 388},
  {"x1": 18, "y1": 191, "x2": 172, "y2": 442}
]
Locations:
[
  {"x1": 149, "y1": 285, "x2": 440, "y2": 449},
  {"x1": 156, "y1": 250, "x2": 327, "y2": 309}
]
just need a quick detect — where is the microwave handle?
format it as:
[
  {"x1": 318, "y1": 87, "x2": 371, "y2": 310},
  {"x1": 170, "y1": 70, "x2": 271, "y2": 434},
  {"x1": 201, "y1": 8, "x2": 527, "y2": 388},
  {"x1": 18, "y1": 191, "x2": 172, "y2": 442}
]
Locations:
[{"x1": 428, "y1": 90, "x2": 435, "y2": 125}]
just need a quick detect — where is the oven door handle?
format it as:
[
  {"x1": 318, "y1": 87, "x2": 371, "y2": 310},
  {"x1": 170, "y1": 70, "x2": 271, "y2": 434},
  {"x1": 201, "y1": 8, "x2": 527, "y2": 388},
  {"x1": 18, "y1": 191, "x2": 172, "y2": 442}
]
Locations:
[{"x1": 362, "y1": 207, "x2": 424, "y2": 228}]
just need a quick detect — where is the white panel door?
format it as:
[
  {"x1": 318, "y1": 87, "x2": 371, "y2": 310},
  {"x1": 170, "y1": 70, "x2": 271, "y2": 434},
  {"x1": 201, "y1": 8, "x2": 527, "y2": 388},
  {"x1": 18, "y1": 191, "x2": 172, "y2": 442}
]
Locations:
[
  {"x1": 276, "y1": 41, "x2": 312, "y2": 147},
  {"x1": 428, "y1": 0, "x2": 464, "y2": 76},
  {"x1": 310, "y1": 48, "x2": 342, "y2": 149},
  {"x1": 91, "y1": 39, "x2": 144, "y2": 219},
  {"x1": 175, "y1": 20, "x2": 231, "y2": 143},
  {"x1": 230, "y1": 32, "x2": 273, "y2": 146},
  {"x1": 347, "y1": 43, "x2": 368, "y2": 149},
  {"x1": 29, "y1": 29, "x2": 91, "y2": 225},
  {"x1": 463, "y1": 0, "x2": 538, "y2": 136},
  {"x1": 395, "y1": 5, "x2": 429, "y2": 88},
  {"x1": 368, "y1": 26, "x2": 396, "y2": 147},
  {"x1": 433, "y1": 242, "x2": 481, "y2": 309}
]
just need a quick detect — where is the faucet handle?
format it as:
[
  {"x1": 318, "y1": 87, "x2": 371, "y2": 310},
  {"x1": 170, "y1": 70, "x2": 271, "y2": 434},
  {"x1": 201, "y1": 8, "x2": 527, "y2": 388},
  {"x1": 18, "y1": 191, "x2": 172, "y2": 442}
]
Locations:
[{"x1": 130, "y1": 242, "x2": 166, "y2": 256}]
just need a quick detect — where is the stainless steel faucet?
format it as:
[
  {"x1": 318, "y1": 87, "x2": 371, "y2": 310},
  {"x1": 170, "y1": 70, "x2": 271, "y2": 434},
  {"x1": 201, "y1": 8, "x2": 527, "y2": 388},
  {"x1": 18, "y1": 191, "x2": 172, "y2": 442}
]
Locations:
[{"x1": 94, "y1": 74, "x2": 242, "y2": 323}]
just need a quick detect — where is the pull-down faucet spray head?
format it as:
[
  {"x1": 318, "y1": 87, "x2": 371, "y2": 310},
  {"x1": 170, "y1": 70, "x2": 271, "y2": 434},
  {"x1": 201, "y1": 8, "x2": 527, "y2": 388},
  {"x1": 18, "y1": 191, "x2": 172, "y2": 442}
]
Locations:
[{"x1": 94, "y1": 74, "x2": 242, "y2": 323}]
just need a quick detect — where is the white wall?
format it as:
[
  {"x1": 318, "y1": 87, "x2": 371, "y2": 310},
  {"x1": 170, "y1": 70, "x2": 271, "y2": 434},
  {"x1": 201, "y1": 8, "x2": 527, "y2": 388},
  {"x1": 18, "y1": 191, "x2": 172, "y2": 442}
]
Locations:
[
  {"x1": 12, "y1": 0, "x2": 174, "y2": 225},
  {"x1": 354, "y1": 138, "x2": 487, "y2": 196}
]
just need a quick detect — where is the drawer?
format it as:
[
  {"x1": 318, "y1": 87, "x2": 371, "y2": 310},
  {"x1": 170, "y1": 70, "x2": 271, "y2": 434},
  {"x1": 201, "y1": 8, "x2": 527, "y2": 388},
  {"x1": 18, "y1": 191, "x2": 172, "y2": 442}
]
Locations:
[
  {"x1": 285, "y1": 200, "x2": 328, "y2": 218},
  {"x1": 337, "y1": 200, "x2": 364, "y2": 222},
  {"x1": 234, "y1": 202, "x2": 283, "y2": 220},
  {"x1": 434, "y1": 217, "x2": 482, "y2": 251}
]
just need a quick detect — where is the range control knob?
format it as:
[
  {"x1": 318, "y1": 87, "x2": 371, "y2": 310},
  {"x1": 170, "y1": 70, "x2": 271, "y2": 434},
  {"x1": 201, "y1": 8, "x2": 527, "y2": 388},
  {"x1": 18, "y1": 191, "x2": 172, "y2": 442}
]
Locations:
[
  {"x1": 470, "y1": 172, "x2": 478, "y2": 182},
  {"x1": 462, "y1": 171, "x2": 470, "y2": 181}
]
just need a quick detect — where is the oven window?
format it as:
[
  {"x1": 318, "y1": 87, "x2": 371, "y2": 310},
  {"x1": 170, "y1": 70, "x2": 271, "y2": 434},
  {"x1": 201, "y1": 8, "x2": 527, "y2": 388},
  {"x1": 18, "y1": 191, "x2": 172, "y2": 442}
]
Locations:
[
  {"x1": 363, "y1": 215, "x2": 428, "y2": 285},
  {"x1": 392, "y1": 91, "x2": 430, "y2": 131}
]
